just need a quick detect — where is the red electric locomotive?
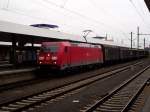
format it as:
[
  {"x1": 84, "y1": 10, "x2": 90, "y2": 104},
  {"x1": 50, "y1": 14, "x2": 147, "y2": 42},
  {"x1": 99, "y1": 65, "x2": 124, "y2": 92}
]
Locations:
[{"x1": 38, "y1": 41, "x2": 103, "y2": 70}]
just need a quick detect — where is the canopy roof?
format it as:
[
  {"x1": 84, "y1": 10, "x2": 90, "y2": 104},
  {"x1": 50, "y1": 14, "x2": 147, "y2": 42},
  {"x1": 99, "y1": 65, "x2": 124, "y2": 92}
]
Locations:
[
  {"x1": 145, "y1": 0, "x2": 150, "y2": 12},
  {"x1": 0, "y1": 20, "x2": 83, "y2": 43}
]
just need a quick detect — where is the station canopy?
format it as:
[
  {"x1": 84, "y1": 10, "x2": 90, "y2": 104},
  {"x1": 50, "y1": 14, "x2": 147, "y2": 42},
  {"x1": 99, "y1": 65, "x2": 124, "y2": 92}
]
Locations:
[
  {"x1": 145, "y1": 0, "x2": 150, "y2": 12},
  {"x1": 0, "y1": 21, "x2": 124, "y2": 47},
  {"x1": 0, "y1": 20, "x2": 83, "y2": 44}
]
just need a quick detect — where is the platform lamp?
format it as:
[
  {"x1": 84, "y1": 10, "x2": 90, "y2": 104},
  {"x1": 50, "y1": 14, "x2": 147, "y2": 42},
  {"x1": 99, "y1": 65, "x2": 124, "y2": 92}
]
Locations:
[{"x1": 82, "y1": 30, "x2": 93, "y2": 43}]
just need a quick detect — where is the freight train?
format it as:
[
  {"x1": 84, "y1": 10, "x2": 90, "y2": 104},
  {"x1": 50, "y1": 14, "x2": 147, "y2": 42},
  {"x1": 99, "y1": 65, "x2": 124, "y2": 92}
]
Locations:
[{"x1": 38, "y1": 41, "x2": 149, "y2": 70}]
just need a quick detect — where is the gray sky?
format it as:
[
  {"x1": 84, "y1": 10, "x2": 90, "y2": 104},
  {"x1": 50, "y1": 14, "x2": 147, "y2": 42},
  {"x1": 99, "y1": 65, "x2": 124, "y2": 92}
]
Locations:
[{"x1": 0, "y1": 0, "x2": 150, "y2": 48}]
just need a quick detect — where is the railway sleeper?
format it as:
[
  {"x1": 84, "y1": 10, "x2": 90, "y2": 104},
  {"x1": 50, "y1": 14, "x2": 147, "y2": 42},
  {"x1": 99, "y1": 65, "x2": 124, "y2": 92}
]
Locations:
[
  {"x1": 8, "y1": 104, "x2": 24, "y2": 108},
  {"x1": 96, "y1": 107, "x2": 121, "y2": 112},
  {"x1": 110, "y1": 97, "x2": 130, "y2": 101},
  {"x1": 109, "y1": 97, "x2": 130, "y2": 102},
  {"x1": 100, "y1": 105, "x2": 123, "y2": 110},
  {"x1": 103, "y1": 103, "x2": 125, "y2": 107},
  {"x1": 43, "y1": 92, "x2": 57, "y2": 96},
  {"x1": 105, "y1": 100, "x2": 128, "y2": 105},
  {"x1": 110, "y1": 96, "x2": 129, "y2": 100},
  {"x1": 22, "y1": 99, "x2": 36, "y2": 103},
  {"x1": 114, "y1": 90, "x2": 132, "y2": 94},
  {"x1": 27, "y1": 98, "x2": 42, "y2": 101},
  {"x1": 34, "y1": 95, "x2": 45, "y2": 98},
  {"x1": 0, "y1": 110, "x2": 10, "y2": 112},
  {"x1": 113, "y1": 94, "x2": 130, "y2": 97},
  {"x1": 3, "y1": 102, "x2": 31, "y2": 111},
  {"x1": 107, "y1": 100, "x2": 121, "y2": 103},
  {"x1": 105, "y1": 101, "x2": 125, "y2": 105},
  {"x1": 108, "y1": 98, "x2": 128, "y2": 102},
  {"x1": 1, "y1": 106, "x2": 17, "y2": 111},
  {"x1": 114, "y1": 91, "x2": 133, "y2": 95},
  {"x1": 118, "y1": 91, "x2": 135, "y2": 95},
  {"x1": 40, "y1": 94, "x2": 53, "y2": 97},
  {"x1": 128, "y1": 109, "x2": 136, "y2": 112}
]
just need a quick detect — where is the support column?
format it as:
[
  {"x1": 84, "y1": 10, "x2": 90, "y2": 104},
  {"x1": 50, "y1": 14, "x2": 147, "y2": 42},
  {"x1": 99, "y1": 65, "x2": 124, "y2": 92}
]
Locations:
[
  {"x1": 144, "y1": 38, "x2": 145, "y2": 49},
  {"x1": 10, "y1": 35, "x2": 17, "y2": 65},
  {"x1": 131, "y1": 32, "x2": 133, "y2": 49},
  {"x1": 31, "y1": 38, "x2": 34, "y2": 48},
  {"x1": 31, "y1": 38, "x2": 35, "y2": 64},
  {"x1": 105, "y1": 33, "x2": 107, "y2": 41},
  {"x1": 137, "y1": 27, "x2": 140, "y2": 49}
]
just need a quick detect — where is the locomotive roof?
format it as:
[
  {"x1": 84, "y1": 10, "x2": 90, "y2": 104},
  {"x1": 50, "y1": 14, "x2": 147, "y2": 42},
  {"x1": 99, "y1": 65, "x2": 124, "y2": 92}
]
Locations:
[
  {"x1": 42, "y1": 41, "x2": 101, "y2": 48},
  {"x1": 71, "y1": 42, "x2": 101, "y2": 48},
  {"x1": 43, "y1": 41, "x2": 146, "y2": 51}
]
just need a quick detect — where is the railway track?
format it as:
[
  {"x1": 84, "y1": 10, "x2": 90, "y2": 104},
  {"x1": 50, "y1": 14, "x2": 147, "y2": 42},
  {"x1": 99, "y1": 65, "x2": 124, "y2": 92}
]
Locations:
[
  {"x1": 0, "y1": 78, "x2": 49, "y2": 92},
  {"x1": 0, "y1": 60, "x2": 144, "y2": 112},
  {"x1": 84, "y1": 65, "x2": 150, "y2": 112},
  {"x1": 0, "y1": 60, "x2": 141, "y2": 92},
  {"x1": 0, "y1": 68, "x2": 37, "y2": 91}
]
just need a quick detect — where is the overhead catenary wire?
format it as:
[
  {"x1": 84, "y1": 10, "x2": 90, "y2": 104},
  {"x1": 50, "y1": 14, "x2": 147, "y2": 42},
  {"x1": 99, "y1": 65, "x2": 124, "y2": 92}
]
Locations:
[
  {"x1": 2, "y1": 0, "x2": 109, "y2": 36},
  {"x1": 35, "y1": 0, "x2": 110, "y2": 34},
  {"x1": 129, "y1": 0, "x2": 150, "y2": 29},
  {"x1": 41, "y1": 0, "x2": 106, "y2": 25},
  {"x1": 129, "y1": 0, "x2": 145, "y2": 22},
  {"x1": 35, "y1": 0, "x2": 114, "y2": 35},
  {"x1": 136, "y1": 0, "x2": 150, "y2": 30},
  {"x1": 61, "y1": 0, "x2": 69, "y2": 8},
  {"x1": 41, "y1": 0, "x2": 123, "y2": 34},
  {"x1": 1, "y1": 0, "x2": 132, "y2": 39},
  {"x1": 136, "y1": 0, "x2": 147, "y2": 17},
  {"x1": 129, "y1": 0, "x2": 150, "y2": 47},
  {"x1": 44, "y1": 0, "x2": 134, "y2": 41},
  {"x1": 1, "y1": 0, "x2": 149, "y2": 46},
  {"x1": 88, "y1": 0, "x2": 128, "y2": 38},
  {"x1": 0, "y1": 0, "x2": 93, "y2": 34},
  {"x1": 2, "y1": 0, "x2": 150, "y2": 33}
]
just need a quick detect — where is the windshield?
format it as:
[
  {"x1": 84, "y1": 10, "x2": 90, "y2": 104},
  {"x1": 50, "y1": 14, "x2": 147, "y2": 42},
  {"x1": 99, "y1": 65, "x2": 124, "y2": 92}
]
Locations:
[{"x1": 41, "y1": 45, "x2": 59, "y2": 52}]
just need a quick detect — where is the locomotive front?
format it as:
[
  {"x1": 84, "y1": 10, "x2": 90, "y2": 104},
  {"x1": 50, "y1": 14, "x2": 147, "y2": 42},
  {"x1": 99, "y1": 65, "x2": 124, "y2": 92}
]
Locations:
[{"x1": 38, "y1": 42, "x2": 61, "y2": 69}]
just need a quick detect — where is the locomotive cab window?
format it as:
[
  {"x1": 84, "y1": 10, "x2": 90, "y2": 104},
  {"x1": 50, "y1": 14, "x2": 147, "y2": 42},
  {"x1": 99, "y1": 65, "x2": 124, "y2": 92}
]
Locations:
[{"x1": 41, "y1": 45, "x2": 59, "y2": 53}]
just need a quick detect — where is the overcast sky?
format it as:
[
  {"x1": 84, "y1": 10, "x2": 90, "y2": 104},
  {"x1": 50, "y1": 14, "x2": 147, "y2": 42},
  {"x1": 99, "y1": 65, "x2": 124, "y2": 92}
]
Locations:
[{"x1": 0, "y1": 0, "x2": 150, "y2": 48}]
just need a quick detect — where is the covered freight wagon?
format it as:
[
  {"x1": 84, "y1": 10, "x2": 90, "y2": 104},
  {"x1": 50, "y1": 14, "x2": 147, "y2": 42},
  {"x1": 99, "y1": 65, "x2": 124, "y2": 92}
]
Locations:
[{"x1": 101, "y1": 44, "x2": 120, "y2": 63}]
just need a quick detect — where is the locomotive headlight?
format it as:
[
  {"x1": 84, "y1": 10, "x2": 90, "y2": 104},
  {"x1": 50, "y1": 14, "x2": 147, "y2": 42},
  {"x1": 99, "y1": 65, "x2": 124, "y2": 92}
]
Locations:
[
  {"x1": 51, "y1": 56, "x2": 58, "y2": 60},
  {"x1": 53, "y1": 61, "x2": 57, "y2": 64}
]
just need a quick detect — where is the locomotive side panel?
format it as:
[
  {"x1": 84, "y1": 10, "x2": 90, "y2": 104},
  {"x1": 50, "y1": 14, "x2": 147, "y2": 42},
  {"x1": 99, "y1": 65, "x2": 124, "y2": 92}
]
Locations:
[
  {"x1": 69, "y1": 45, "x2": 103, "y2": 68},
  {"x1": 38, "y1": 42, "x2": 104, "y2": 70}
]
